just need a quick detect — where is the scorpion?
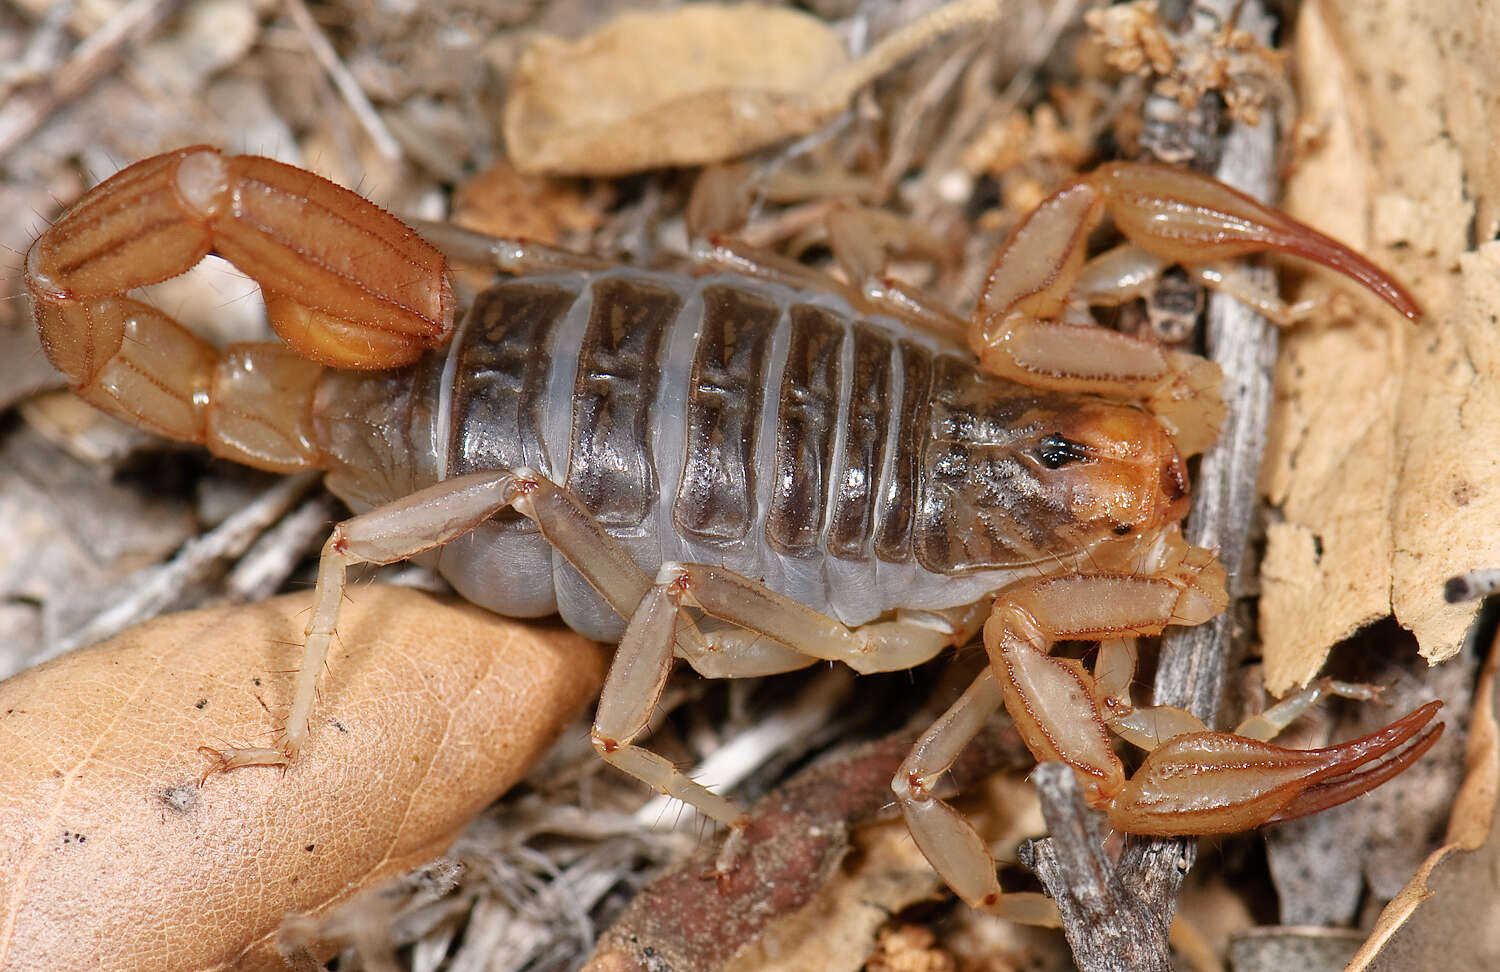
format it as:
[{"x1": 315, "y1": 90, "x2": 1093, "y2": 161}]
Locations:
[{"x1": 25, "y1": 146, "x2": 1442, "y2": 921}]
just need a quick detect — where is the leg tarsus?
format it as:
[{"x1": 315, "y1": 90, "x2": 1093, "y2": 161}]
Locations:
[
  {"x1": 712, "y1": 819, "x2": 753, "y2": 891},
  {"x1": 197, "y1": 745, "x2": 286, "y2": 784},
  {"x1": 1231, "y1": 676, "x2": 1383, "y2": 743},
  {"x1": 593, "y1": 736, "x2": 746, "y2": 827},
  {"x1": 1186, "y1": 261, "x2": 1324, "y2": 327}
]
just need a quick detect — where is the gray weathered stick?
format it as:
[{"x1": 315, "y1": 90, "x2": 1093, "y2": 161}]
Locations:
[
  {"x1": 1021, "y1": 1, "x2": 1281, "y2": 967},
  {"x1": 1020, "y1": 765, "x2": 1174, "y2": 971}
]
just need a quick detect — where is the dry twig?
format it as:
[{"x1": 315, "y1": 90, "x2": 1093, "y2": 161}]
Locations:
[{"x1": 1018, "y1": 2, "x2": 1284, "y2": 967}]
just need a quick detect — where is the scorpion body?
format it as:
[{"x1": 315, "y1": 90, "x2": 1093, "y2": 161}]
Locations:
[
  {"x1": 324, "y1": 268, "x2": 1182, "y2": 644},
  {"x1": 27, "y1": 147, "x2": 1441, "y2": 921}
]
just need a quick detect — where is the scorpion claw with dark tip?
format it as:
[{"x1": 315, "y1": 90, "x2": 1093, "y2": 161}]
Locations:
[{"x1": 1107, "y1": 701, "x2": 1444, "y2": 836}]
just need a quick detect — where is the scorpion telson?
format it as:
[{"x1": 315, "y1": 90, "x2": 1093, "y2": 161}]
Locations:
[{"x1": 27, "y1": 146, "x2": 1440, "y2": 921}]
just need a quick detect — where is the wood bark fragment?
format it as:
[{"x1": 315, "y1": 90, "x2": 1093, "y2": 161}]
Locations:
[
  {"x1": 588, "y1": 721, "x2": 1032, "y2": 972},
  {"x1": 1019, "y1": 764, "x2": 1175, "y2": 972}
]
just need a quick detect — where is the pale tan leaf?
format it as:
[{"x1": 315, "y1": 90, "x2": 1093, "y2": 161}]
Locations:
[
  {"x1": 1259, "y1": 0, "x2": 1498, "y2": 692},
  {"x1": 502, "y1": 1, "x2": 1002, "y2": 176},
  {"x1": 0, "y1": 585, "x2": 606, "y2": 971},
  {"x1": 1345, "y1": 630, "x2": 1500, "y2": 970}
]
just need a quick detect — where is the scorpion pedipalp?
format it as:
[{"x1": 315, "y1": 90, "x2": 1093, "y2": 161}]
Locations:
[
  {"x1": 1091, "y1": 161, "x2": 1422, "y2": 321},
  {"x1": 1108, "y1": 699, "x2": 1445, "y2": 834},
  {"x1": 969, "y1": 160, "x2": 1420, "y2": 456}
]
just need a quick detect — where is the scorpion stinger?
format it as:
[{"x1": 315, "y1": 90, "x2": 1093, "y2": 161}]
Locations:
[
  {"x1": 28, "y1": 147, "x2": 1438, "y2": 926},
  {"x1": 25, "y1": 145, "x2": 453, "y2": 471}
]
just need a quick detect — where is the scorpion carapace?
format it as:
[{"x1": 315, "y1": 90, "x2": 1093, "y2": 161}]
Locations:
[
  {"x1": 26, "y1": 146, "x2": 1440, "y2": 923},
  {"x1": 918, "y1": 384, "x2": 1191, "y2": 574}
]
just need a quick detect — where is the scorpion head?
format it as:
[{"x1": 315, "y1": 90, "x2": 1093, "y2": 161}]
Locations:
[
  {"x1": 1030, "y1": 398, "x2": 1191, "y2": 541},
  {"x1": 919, "y1": 392, "x2": 1190, "y2": 573}
]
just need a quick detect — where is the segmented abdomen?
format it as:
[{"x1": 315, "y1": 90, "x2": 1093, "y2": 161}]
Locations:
[{"x1": 415, "y1": 269, "x2": 1025, "y2": 642}]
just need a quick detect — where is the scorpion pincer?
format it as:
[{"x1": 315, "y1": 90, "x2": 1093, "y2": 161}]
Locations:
[{"x1": 26, "y1": 146, "x2": 1441, "y2": 919}]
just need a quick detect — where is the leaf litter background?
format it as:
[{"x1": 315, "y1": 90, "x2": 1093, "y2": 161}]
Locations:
[{"x1": 0, "y1": 0, "x2": 1497, "y2": 969}]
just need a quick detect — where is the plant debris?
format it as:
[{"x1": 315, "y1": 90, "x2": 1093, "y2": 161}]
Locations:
[
  {"x1": 0, "y1": 0, "x2": 1482, "y2": 969},
  {"x1": 0, "y1": 586, "x2": 605, "y2": 970}
]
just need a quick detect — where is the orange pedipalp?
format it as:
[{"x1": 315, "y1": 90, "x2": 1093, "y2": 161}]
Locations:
[
  {"x1": 214, "y1": 153, "x2": 454, "y2": 368},
  {"x1": 1107, "y1": 700, "x2": 1444, "y2": 836},
  {"x1": 1093, "y1": 161, "x2": 1421, "y2": 322},
  {"x1": 1264, "y1": 703, "x2": 1445, "y2": 824}
]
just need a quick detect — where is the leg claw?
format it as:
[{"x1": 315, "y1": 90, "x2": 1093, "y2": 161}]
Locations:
[
  {"x1": 196, "y1": 730, "x2": 302, "y2": 780},
  {"x1": 197, "y1": 744, "x2": 289, "y2": 783}
]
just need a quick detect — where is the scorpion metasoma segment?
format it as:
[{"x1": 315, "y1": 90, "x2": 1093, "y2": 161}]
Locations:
[{"x1": 27, "y1": 146, "x2": 1439, "y2": 921}]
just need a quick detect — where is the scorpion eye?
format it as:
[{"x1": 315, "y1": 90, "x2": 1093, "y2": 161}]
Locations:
[{"x1": 1035, "y1": 434, "x2": 1088, "y2": 470}]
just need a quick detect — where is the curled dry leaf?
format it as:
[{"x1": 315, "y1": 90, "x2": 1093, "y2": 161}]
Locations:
[
  {"x1": 0, "y1": 585, "x2": 606, "y2": 971},
  {"x1": 502, "y1": 0, "x2": 1002, "y2": 176},
  {"x1": 452, "y1": 159, "x2": 606, "y2": 244},
  {"x1": 1258, "y1": 0, "x2": 1500, "y2": 692},
  {"x1": 1344, "y1": 630, "x2": 1500, "y2": 970}
]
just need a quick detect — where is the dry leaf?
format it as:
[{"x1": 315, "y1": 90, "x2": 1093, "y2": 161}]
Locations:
[
  {"x1": 1345, "y1": 630, "x2": 1500, "y2": 970},
  {"x1": 0, "y1": 585, "x2": 606, "y2": 971},
  {"x1": 453, "y1": 159, "x2": 606, "y2": 244},
  {"x1": 502, "y1": 0, "x2": 1002, "y2": 176},
  {"x1": 1258, "y1": 0, "x2": 1498, "y2": 692}
]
